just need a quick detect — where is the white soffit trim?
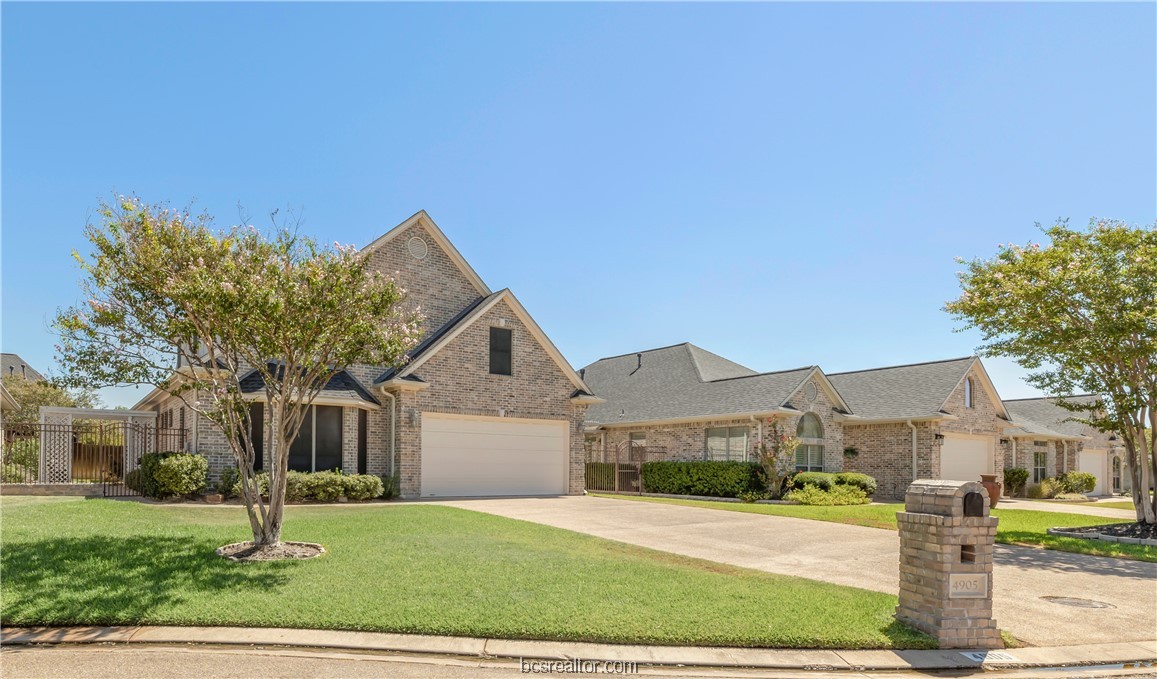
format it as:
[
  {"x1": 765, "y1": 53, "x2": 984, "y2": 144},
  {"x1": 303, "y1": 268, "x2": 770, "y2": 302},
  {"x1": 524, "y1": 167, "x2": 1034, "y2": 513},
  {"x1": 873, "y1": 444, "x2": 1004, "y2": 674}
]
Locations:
[{"x1": 359, "y1": 210, "x2": 491, "y2": 297}]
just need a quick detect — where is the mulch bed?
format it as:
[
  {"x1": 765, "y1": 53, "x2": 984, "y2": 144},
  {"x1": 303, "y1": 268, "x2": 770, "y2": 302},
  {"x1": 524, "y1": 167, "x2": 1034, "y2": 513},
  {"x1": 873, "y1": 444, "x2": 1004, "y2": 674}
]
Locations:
[
  {"x1": 1058, "y1": 522, "x2": 1157, "y2": 541},
  {"x1": 216, "y1": 541, "x2": 325, "y2": 562}
]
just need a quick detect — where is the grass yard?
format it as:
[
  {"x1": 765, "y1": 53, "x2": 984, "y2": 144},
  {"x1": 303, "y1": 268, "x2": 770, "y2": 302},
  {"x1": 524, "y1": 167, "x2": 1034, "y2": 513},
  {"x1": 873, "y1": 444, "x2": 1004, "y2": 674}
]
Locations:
[
  {"x1": 593, "y1": 495, "x2": 1157, "y2": 562},
  {"x1": 0, "y1": 496, "x2": 933, "y2": 649},
  {"x1": 1023, "y1": 499, "x2": 1138, "y2": 511}
]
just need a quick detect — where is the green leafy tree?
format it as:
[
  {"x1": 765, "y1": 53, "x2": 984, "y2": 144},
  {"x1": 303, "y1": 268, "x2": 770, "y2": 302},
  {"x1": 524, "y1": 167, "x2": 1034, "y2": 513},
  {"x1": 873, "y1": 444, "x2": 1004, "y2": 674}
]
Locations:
[
  {"x1": 54, "y1": 197, "x2": 421, "y2": 551},
  {"x1": 946, "y1": 219, "x2": 1156, "y2": 523},
  {"x1": 754, "y1": 419, "x2": 800, "y2": 499},
  {"x1": 1, "y1": 375, "x2": 99, "y2": 425}
]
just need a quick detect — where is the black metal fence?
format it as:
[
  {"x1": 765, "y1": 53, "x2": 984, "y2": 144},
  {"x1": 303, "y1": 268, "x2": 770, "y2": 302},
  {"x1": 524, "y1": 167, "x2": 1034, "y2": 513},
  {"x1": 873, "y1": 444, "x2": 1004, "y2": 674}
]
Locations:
[{"x1": 2, "y1": 422, "x2": 186, "y2": 496}]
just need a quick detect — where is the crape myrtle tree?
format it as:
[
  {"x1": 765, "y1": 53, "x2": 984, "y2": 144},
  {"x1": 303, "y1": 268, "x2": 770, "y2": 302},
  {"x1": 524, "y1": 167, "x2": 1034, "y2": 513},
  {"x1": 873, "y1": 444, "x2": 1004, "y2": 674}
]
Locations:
[
  {"x1": 55, "y1": 197, "x2": 422, "y2": 550},
  {"x1": 946, "y1": 218, "x2": 1156, "y2": 524}
]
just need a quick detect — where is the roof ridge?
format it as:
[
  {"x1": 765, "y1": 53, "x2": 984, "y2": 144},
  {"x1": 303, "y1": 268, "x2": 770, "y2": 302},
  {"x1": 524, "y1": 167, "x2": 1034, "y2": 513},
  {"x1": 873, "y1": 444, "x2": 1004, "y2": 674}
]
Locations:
[
  {"x1": 1003, "y1": 394, "x2": 1100, "y2": 403},
  {"x1": 827, "y1": 356, "x2": 976, "y2": 377},
  {"x1": 591, "y1": 342, "x2": 692, "y2": 363},
  {"x1": 705, "y1": 365, "x2": 816, "y2": 383}
]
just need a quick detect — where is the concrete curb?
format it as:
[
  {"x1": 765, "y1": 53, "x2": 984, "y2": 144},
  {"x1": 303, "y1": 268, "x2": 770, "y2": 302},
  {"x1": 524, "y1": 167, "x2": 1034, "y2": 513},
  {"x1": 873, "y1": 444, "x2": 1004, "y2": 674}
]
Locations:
[
  {"x1": 2, "y1": 626, "x2": 1154, "y2": 671},
  {"x1": 1047, "y1": 526, "x2": 1157, "y2": 547}
]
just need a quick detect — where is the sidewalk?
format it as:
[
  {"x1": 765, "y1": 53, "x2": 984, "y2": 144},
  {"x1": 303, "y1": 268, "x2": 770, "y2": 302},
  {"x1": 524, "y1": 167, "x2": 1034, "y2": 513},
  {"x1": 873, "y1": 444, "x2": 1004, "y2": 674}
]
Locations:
[{"x1": 3, "y1": 626, "x2": 1154, "y2": 672}]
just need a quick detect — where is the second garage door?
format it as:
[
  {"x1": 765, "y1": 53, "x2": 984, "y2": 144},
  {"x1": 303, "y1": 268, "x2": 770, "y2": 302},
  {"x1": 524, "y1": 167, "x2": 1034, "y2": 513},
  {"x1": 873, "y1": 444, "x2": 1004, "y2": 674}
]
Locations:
[
  {"x1": 940, "y1": 434, "x2": 993, "y2": 483},
  {"x1": 420, "y1": 414, "x2": 569, "y2": 498},
  {"x1": 1080, "y1": 449, "x2": 1109, "y2": 496}
]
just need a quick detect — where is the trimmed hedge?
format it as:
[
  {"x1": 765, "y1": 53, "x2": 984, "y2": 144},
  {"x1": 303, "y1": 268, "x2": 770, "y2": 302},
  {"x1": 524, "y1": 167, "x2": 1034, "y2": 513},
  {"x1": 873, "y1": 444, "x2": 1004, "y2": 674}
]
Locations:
[
  {"x1": 786, "y1": 484, "x2": 870, "y2": 506},
  {"x1": 641, "y1": 461, "x2": 763, "y2": 498},
  {"x1": 224, "y1": 469, "x2": 383, "y2": 502},
  {"x1": 1003, "y1": 467, "x2": 1029, "y2": 497},
  {"x1": 1060, "y1": 471, "x2": 1096, "y2": 494},
  {"x1": 791, "y1": 472, "x2": 835, "y2": 491},
  {"x1": 138, "y1": 452, "x2": 207, "y2": 499},
  {"x1": 833, "y1": 472, "x2": 877, "y2": 496}
]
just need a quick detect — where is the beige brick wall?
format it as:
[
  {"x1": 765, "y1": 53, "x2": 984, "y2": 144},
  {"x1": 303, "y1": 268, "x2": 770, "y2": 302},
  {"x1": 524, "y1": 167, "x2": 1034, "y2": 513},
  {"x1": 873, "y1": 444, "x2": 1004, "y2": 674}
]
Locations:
[
  {"x1": 365, "y1": 222, "x2": 484, "y2": 337},
  {"x1": 391, "y1": 298, "x2": 586, "y2": 498},
  {"x1": 844, "y1": 421, "x2": 938, "y2": 499}
]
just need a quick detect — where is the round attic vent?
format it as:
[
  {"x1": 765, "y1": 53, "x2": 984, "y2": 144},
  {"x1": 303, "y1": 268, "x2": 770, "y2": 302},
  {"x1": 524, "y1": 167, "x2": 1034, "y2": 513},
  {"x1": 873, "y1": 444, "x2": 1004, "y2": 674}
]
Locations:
[
  {"x1": 805, "y1": 382, "x2": 818, "y2": 402},
  {"x1": 407, "y1": 236, "x2": 428, "y2": 260}
]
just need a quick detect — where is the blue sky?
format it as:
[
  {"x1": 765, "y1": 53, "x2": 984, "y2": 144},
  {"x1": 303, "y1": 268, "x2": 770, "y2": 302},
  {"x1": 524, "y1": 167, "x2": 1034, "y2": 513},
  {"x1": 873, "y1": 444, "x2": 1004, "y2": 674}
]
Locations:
[{"x1": 3, "y1": 2, "x2": 1154, "y2": 409}]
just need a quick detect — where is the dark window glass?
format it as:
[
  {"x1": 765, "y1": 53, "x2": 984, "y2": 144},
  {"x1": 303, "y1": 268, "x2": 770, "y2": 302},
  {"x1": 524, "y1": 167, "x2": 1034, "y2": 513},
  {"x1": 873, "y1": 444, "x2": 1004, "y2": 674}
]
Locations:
[
  {"x1": 250, "y1": 402, "x2": 264, "y2": 471},
  {"x1": 314, "y1": 405, "x2": 343, "y2": 471},
  {"x1": 489, "y1": 327, "x2": 512, "y2": 375},
  {"x1": 289, "y1": 407, "x2": 314, "y2": 472},
  {"x1": 357, "y1": 409, "x2": 368, "y2": 475}
]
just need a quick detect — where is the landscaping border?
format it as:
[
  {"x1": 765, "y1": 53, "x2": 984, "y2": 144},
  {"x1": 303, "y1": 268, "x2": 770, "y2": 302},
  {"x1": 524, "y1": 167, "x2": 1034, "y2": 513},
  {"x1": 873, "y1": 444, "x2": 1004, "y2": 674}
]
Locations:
[{"x1": 1047, "y1": 526, "x2": 1157, "y2": 547}]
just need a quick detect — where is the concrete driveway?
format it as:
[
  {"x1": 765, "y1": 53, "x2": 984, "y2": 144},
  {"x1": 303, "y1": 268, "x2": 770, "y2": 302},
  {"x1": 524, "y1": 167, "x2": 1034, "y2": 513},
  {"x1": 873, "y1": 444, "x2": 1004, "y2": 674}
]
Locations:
[{"x1": 437, "y1": 496, "x2": 1157, "y2": 648}]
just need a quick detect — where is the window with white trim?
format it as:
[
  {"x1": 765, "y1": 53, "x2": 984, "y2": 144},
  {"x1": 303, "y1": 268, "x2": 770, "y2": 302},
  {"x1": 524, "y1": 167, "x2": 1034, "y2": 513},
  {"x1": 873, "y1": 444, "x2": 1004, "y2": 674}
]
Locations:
[
  {"x1": 795, "y1": 413, "x2": 824, "y2": 472},
  {"x1": 706, "y1": 427, "x2": 748, "y2": 462},
  {"x1": 1032, "y1": 450, "x2": 1047, "y2": 484}
]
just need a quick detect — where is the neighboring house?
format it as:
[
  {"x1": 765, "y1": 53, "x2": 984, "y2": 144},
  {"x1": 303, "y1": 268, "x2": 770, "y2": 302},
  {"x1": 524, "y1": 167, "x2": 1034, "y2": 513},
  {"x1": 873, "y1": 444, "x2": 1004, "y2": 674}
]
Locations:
[
  {"x1": 0, "y1": 382, "x2": 18, "y2": 414},
  {"x1": 1, "y1": 354, "x2": 46, "y2": 382},
  {"x1": 1002, "y1": 396, "x2": 1119, "y2": 496},
  {"x1": 582, "y1": 345, "x2": 1017, "y2": 499},
  {"x1": 136, "y1": 211, "x2": 600, "y2": 499}
]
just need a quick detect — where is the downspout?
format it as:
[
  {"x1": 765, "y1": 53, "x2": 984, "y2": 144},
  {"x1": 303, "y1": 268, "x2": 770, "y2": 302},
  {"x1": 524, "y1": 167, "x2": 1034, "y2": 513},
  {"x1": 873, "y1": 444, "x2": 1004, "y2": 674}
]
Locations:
[
  {"x1": 907, "y1": 420, "x2": 918, "y2": 484},
  {"x1": 1011, "y1": 438, "x2": 1017, "y2": 470},
  {"x1": 382, "y1": 390, "x2": 397, "y2": 478},
  {"x1": 749, "y1": 415, "x2": 764, "y2": 462}
]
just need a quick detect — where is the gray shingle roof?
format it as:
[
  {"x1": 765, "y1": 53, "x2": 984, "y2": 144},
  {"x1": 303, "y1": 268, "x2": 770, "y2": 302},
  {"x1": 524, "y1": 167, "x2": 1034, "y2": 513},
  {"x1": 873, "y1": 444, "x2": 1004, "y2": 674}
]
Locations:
[
  {"x1": 374, "y1": 292, "x2": 498, "y2": 384},
  {"x1": 1003, "y1": 395, "x2": 1098, "y2": 439},
  {"x1": 827, "y1": 357, "x2": 976, "y2": 420},
  {"x1": 582, "y1": 343, "x2": 815, "y2": 425},
  {"x1": 239, "y1": 363, "x2": 379, "y2": 405},
  {"x1": 1, "y1": 354, "x2": 45, "y2": 382}
]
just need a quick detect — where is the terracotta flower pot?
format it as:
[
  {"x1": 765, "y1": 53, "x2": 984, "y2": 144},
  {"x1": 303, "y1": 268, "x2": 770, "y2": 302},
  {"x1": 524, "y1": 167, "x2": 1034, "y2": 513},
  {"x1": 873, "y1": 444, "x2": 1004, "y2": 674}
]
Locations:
[{"x1": 979, "y1": 474, "x2": 1002, "y2": 508}]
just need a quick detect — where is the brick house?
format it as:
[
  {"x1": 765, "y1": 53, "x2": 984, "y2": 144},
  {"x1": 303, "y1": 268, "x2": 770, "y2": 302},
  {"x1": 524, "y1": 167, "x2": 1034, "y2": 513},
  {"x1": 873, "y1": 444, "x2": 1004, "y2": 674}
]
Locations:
[
  {"x1": 581, "y1": 345, "x2": 1112, "y2": 499},
  {"x1": 1002, "y1": 396, "x2": 1120, "y2": 496},
  {"x1": 135, "y1": 210, "x2": 599, "y2": 499}
]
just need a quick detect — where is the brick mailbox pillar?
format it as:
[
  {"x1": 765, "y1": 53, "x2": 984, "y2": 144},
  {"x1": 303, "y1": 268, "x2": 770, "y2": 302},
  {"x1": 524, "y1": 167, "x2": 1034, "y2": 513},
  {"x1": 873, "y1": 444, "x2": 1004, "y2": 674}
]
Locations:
[{"x1": 896, "y1": 479, "x2": 1002, "y2": 649}]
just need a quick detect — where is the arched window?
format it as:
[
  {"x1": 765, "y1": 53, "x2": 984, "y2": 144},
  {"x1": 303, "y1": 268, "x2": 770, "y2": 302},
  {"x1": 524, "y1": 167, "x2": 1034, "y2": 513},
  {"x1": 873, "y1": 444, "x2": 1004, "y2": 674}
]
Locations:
[
  {"x1": 964, "y1": 378, "x2": 974, "y2": 408},
  {"x1": 795, "y1": 413, "x2": 824, "y2": 472}
]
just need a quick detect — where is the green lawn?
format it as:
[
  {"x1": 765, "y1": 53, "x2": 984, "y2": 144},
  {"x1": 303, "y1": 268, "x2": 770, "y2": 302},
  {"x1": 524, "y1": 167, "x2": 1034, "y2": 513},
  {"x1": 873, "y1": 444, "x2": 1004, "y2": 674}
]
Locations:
[
  {"x1": 0, "y1": 496, "x2": 932, "y2": 649},
  {"x1": 1023, "y1": 499, "x2": 1137, "y2": 511},
  {"x1": 593, "y1": 495, "x2": 1157, "y2": 562}
]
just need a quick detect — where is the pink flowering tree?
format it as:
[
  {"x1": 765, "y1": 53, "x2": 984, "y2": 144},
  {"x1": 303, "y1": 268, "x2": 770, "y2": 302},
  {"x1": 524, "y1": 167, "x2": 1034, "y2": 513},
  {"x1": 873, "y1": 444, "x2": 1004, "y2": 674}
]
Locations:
[
  {"x1": 754, "y1": 418, "x2": 800, "y2": 499},
  {"x1": 54, "y1": 197, "x2": 422, "y2": 552},
  {"x1": 946, "y1": 218, "x2": 1157, "y2": 524}
]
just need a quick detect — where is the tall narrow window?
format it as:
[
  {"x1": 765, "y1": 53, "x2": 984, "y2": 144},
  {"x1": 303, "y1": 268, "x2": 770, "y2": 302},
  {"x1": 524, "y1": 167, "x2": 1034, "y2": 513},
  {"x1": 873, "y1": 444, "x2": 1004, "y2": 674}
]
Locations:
[
  {"x1": 357, "y1": 409, "x2": 368, "y2": 475},
  {"x1": 1033, "y1": 450, "x2": 1047, "y2": 484},
  {"x1": 964, "y1": 378, "x2": 974, "y2": 408},
  {"x1": 795, "y1": 413, "x2": 825, "y2": 471},
  {"x1": 489, "y1": 327, "x2": 512, "y2": 375}
]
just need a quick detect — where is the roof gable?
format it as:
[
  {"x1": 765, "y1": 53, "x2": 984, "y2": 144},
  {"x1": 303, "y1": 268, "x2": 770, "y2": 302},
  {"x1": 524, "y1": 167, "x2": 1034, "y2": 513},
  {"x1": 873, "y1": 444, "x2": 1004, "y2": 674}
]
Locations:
[
  {"x1": 386, "y1": 289, "x2": 591, "y2": 394},
  {"x1": 782, "y1": 366, "x2": 853, "y2": 414},
  {"x1": 1003, "y1": 395, "x2": 1099, "y2": 439},
  {"x1": 828, "y1": 356, "x2": 978, "y2": 421},
  {"x1": 360, "y1": 211, "x2": 491, "y2": 297}
]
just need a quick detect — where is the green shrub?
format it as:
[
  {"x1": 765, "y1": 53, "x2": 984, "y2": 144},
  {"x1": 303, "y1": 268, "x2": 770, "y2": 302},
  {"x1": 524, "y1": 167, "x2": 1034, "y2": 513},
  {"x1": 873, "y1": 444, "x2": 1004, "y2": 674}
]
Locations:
[
  {"x1": 343, "y1": 474, "x2": 384, "y2": 501},
  {"x1": 1054, "y1": 492, "x2": 1090, "y2": 501},
  {"x1": 1060, "y1": 471, "x2": 1096, "y2": 494},
  {"x1": 1025, "y1": 483, "x2": 1044, "y2": 499},
  {"x1": 151, "y1": 454, "x2": 208, "y2": 498},
  {"x1": 791, "y1": 471, "x2": 835, "y2": 491},
  {"x1": 1039, "y1": 477, "x2": 1064, "y2": 499},
  {"x1": 737, "y1": 490, "x2": 766, "y2": 503},
  {"x1": 1003, "y1": 467, "x2": 1029, "y2": 497},
  {"x1": 139, "y1": 451, "x2": 180, "y2": 498},
  {"x1": 640, "y1": 461, "x2": 763, "y2": 498},
  {"x1": 285, "y1": 471, "x2": 311, "y2": 502},
  {"x1": 1, "y1": 462, "x2": 33, "y2": 483},
  {"x1": 2, "y1": 442, "x2": 38, "y2": 469},
  {"x1": 124, "y1": 468, "x2": 144, "y2": 493},
  {"x1": 216, "y1": 467, "x2": 239, "y2": 499},
  {"x1": 585, "y1": 462, "x2": 615, "y2": 489},
  {"x1": 304, "y1": 471, "x2": 345, "y2": 502},
  {"x1": 833, "y1": 472, "x2": 877, "y2": 496},
  {"x1": 380, "y1": 474, "x2": 400, "y2": 500},
  {"x1": 785, "y1": 484, "x2": 870, "y2": 506}
]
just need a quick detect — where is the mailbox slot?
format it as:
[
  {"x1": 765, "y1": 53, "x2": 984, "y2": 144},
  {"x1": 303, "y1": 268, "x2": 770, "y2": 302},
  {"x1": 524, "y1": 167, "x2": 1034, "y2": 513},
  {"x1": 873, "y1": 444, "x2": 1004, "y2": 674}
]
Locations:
[
  {"x1": 961, "y1": 544, "x2": 976, "y2": 563},
  {"x1": 963, "y1": 491, "x2": 985, "y2": 517}
]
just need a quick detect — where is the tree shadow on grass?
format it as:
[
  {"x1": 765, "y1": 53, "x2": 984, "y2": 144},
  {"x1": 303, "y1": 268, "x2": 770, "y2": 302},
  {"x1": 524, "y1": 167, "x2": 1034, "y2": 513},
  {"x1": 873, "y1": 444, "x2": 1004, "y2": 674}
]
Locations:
[{"x1": 1, "y1": 534, "x2": 294, "y2": 626}]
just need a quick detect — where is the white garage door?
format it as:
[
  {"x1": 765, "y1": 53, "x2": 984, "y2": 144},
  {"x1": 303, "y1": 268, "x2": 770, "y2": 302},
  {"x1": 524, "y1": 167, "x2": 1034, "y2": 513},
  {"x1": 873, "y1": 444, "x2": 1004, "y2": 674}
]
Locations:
[
  {"x1": 420, "y1": 414, "x2": 569, "y2": 498},
  {"x1": 940, "y1": 435, "x2": 993, "y2": 483},
  {"x1": 1080, "y1": 449, "x2": 1108, "y2": 496}
]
